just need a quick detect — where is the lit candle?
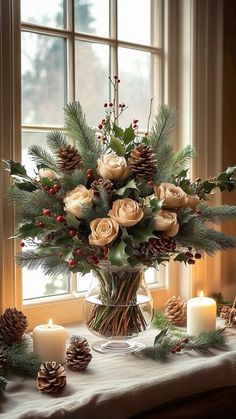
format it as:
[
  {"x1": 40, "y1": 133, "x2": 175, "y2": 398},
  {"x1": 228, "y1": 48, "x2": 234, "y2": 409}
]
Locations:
[
  {"x1": 33, "y1": 319, "x2": 66, "y2": 364},
  {"x1": 187, "y1": 291, "x2": 216, "y2": 336}
]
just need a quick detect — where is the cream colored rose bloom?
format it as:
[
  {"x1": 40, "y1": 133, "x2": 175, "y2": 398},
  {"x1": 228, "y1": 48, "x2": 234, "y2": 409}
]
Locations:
[
  {"x1": 184, "y1": 194, "x2": 200, "y2": 209},
  {"x1": 154, "y1": 182, "x2": 188, "y2": 208},
  {"x1": 97, "y1": 153, "x2": 130, "y2": 181},
  {"x1": 38, "y1": 168, "x2": 60, "y2": 180},
  {"x1": 64, "y1": 185, "x2": 94, "y2": 218},
  {"x1": 109, "y1": 198, "x2": 144, "y2": 227},
  {"x1": 155, "y1": 210, "x2": 179, "y2": 237},
  {"x1": 89, "y1": 218, "x2": 119, "y2": 246}
]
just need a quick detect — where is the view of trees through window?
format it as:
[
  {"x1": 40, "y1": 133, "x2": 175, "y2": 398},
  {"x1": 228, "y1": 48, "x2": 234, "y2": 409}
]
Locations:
[{"x1": 21, "y1": 0, "x2": 162, "y2": 300}]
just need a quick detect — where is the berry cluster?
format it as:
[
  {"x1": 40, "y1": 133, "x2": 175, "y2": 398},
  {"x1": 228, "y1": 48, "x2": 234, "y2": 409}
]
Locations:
[
  {"x1": 44, "y1": 183, "x2": 60, "y2": 195},
  {"x1": 185, "y1": 247, "x2": 201, "y2": 265},
  {"x1": 171, "y1": 337, "x2": 189, "y2": 354}
]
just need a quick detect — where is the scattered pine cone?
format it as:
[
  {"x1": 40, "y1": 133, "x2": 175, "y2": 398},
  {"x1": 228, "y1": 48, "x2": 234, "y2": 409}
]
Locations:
[
  {"x1": 0, "y1": 347, "x2": 6, "y2": 369},
  {"x1": 57, "y1": 144, "x2": 83, "y2": 173},
  {"x1": 36, "y1": 362, "x2": 66, "y2": 393},
  {"x1": 165, "y1": 296, "x2": 187, "y2": 326},
  {"x1": 128, "y1": 144, "x2": 157, "y2": 180},
  {"x1": 66, "y1": 336, "x2": 92, "y2": 371},
  {"x1": 91, "y1": 178, "x2": 114, "y2": 200},
  {"x1": 220, "y1": 305, "x2": 236, "y2": 326},
  {"x1": 0, "y1": 308, "x2": 28, "y2": 346}
]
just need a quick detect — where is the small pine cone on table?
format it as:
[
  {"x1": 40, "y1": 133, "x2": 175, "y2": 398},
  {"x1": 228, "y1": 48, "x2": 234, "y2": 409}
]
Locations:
[
  {"x1": 128, "y1": 144, "x2": 157, "y2": 180},
  {"x1": 165, "y1": 296, "x2": 187, "y2": 326},
  {"x1": 0, "y1": 308, "x2": 28, "y2": 346},
  {"x1": 36, "y1": 361, "x2": 66, "y2": 393},
  {"x1": 66, "y1": 336, "x2": 92, "y2": 371},
  {"x1": 57, "y1": 144, "x2": 83, "y2": 173},
  {"x1": 91, "y1": 178, "x2": 114, "y2": 200},
  {"x1": 220, "y1": 305, "x2": 233, "y2": 320}
]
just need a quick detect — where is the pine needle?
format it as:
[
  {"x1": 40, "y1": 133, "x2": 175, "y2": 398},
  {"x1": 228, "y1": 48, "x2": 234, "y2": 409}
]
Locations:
[
  {"x1": 46, "y1": 131, "x2": 68, "y2": 153},
  {"x1": 28, "y1": 145, "x2": 58, "y2": 171},
  {"x1": 199, "y1": 204, "x2": 236, "y2": 223},
  {"x1": 16, "y1": 251, "x2": 69, "y2": 276},
  {"x1": 5, "y1": 337, "x2": 42, "y2": 377},
  {"x1": 149, "y1": 104, "x2": 177, "y2": 151},
  {"x1": 173, "y1": 145, "x2": 196, "y2": 173}
]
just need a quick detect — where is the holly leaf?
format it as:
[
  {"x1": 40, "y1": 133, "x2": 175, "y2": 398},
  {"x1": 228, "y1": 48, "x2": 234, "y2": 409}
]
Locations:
[
  {"x1": 15, "y1": 223, "x2": 40, "y2": 239},
  {"x1": 40, "y1": 177, "x2": 54, "y2": 188},
  {"x1": 109, "y1": 136, "x2": 125, "y2": 156},
  {"x1": 65, "y1": 213, "x2": 80, "y2": 229},
  {"x1": 174, "y1": 252, "x2": 189, "y2": 264},
  {"x1": 5, "y1": 160, "x2": 27, "y2": 176},
  {"x1": 14, "y1": 182, "x2": 37, "y2": 192},
  {"x1": 123, "y1": 125, "x2": 135, "y2": 144},
  {"x1": 150, "y1": 198, "x2": 163, "y2": 212},
  {"x1": 116, "y1": 179, "x2": 138, "y2": 196},
  {"x1": 154, "y1": 328, "x2": 168, "y2": 345},
  {"x1": 129, "y1": 222, "x2": 156, "y2": 243},
  {"x1": 218, "y1": 166, "x2": 236, "y2": 181},
  {"x1": 109, "y1": 241, "x2": 129, "y2": 266},
  {"x1": 113, "y1": 123, "x2": 124, "y2": 138}
]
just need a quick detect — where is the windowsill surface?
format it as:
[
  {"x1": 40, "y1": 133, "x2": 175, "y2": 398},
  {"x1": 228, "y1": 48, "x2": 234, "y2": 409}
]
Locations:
[{"x1": 1, "y1": 323, "x2": 236, "y2": 419}]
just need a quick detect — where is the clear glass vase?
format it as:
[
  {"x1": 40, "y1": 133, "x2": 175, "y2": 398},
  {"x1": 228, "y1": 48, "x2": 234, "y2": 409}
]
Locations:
[{"x1": 84, "y1": 265, "x2": 153, "y2": 354}]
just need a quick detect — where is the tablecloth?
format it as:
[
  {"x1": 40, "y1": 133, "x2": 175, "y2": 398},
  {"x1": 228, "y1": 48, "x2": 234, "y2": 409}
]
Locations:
[{"x1": 0, "y1": 324, "x2": 236, "y2": 419}]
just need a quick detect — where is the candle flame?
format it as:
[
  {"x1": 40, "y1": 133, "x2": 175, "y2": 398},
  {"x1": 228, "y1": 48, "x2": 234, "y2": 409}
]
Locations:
[
  {"x1": 48, "y1": 319, "x2": 53, "y2": 328},
  {"x1": 200, "y1": 291, "x2": 204, "y2": 299}
]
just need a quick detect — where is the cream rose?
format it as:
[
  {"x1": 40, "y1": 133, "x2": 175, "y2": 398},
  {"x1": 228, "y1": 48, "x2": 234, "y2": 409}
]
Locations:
[
  {"x1": 184, "y1": 194, "x2": 200, "y2": 209},
  {"x1": 89, "y1": 218, "x2": 119, "y2": 246},
  {"x1": 155, "y1": 210, "x2": 179, "y2": 237},
  {"x1": 38, "y1": 168, "x2": 60, "y2": 180},
  {"x1": 154, "y1": 182, "x2": 188, "y2": 208},
  {"x1": 97, "y1": 153, "x2": 130, "y2": 181},
  {"x1": 64, "y1": 185, "x2": 94, "y2": 218},
  {"x1": 108, "y1": 198, "x2": 144, "y2": 227}
]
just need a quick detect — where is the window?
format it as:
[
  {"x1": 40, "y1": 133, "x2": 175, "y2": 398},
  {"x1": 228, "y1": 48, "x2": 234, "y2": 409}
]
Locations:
[{"x1": 20, "y1": 0, "x2": 164, "y2": 303}]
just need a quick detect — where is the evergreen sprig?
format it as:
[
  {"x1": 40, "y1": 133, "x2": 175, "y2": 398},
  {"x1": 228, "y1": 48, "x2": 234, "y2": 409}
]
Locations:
[
  {"x1": 64, "y1": 102, "x2": 102, "y2": 171},
  {"x1": 94, "y1": 186, "x2": 110, "y2": 218},
  {"x1": 173, "y1": 144, "x2": 196, "y2": 173},
  {"x1": 46, "y1": 131, "x2": 68, "y2": 153},
  {"x1": 198, "y1": 204, "x2": 236, "y2": 223},
  {"x1": 28, "y1": 145, "x2": 58, "y2": 171},
  {"x1": 0, "y1": 375, "x2": 7, "y2": 392},
  {"x1": 5, "y1": 337, "x2": 42, "y2": 377},
  {"x1": 149, "y1": 104, "x2": 177, "y2": 151},
  {"x1": 16, "y1": 250, "x2": 69, "y2": 276}
]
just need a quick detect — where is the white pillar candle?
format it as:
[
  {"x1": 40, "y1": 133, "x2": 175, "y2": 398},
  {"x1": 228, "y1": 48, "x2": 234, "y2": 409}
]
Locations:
[
  {"x1": 33, "y1": 319, "x2": 66, "y2": 364},
  {"x1": 187, "y1": 291, "x2": 216, "y2": 336}
]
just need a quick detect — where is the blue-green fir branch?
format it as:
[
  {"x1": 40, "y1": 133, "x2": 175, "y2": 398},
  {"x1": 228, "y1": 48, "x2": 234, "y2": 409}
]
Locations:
[
  {"x1": 16, "y1": 251, "x2": 69, "y2": 276},
  {"x1": 5, "y1": 337, "x2": 42, "y2": 377},
  {"x1": 198, "y1": 204, "x2": 236, "y2": 224},
  {"x1": 46, "y1": 131, "x2": 68, "y2": 153},
  {"x1": 28, "y1": 145, "x2": 58, "y2": 171}
]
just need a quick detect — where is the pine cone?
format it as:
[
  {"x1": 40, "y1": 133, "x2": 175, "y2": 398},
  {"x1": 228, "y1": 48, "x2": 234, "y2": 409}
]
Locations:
[
  {"x1": 91, "y1": 178, "x2": 114, "y2": 200},
  {"x1": 128, "y1": 144, "x2": 157, "y2": 180},
  {"x1": 66, "y1": 336, "x2": 92, "y2": 371},
  {"x1": 36, "y1": 362, "x2": 66, "y2": 393},
  {"x1": 0, "y1": 347, "x2": 6, "y2": 369},
  {"x1": 138, "y1": 236, "x2": 177, "y2": 260},
  {"x1": 57, "y1": 144, "x2": 83, "y2": 173},
  {"x1": 220, "y1": 305, "x2": 232, "y2": 320},
  {"x1": 0, "y1": 308, "x2": 28, "y2": 346},
  {"x1": 165, "y1": 296, "x2": 187, "y2": 326}
]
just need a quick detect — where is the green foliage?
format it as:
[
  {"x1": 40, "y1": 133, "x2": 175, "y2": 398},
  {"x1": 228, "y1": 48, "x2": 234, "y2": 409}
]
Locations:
[
  {"x1": 5, "y1": 337, "x2": 42, "y2": 377},
  {"x1": 64, "y1": 102, "x2": 102, "y2": 171},
  {"x1": 28, "y1": 145, "x2": 58, "y2": 171},
  {"x1": 94, "y1": 186, "x2": 110, "y2": 218},
  {"x1": 152, "y1": 311, "x2": 181, "y2": 335},
  {"x1": 46, "y1": 130, "x2": 68, "y2": 152},
  {"x1": 198, "y1": 204, "x2": 236, "y2": 223},
  {"x1": 109, "y1": 241, "x2": 129, "y2": 266},
  {"x1": 109, "y1": 136, "x2": 125, "y2": 156},
  {"x1": 16, "y1": 250, "x2": 69, "y2": 276},
  {"x1": 0, "y1": 375, "x2": 7, "y2": 391},
  {"x1": 116, "y1": 179, "x2": 138, "y2": 197},
  {"x1": 60, "y1": 170, "x2": 87, "y2": 191},
  {"x1": 172, "y1": 145, "x2": 196, "y2": 173},
  {"x1": 4, "y1": 160, "x2": 27, "y2": 176},
  {"x1": 7, "y1": 187, "x2": 61, "y2": 215}
]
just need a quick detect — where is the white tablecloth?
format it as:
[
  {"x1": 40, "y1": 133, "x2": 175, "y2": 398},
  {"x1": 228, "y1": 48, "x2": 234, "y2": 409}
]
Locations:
[{"x1": 1, "y1": 324, "x2": 236, "y2": 419}]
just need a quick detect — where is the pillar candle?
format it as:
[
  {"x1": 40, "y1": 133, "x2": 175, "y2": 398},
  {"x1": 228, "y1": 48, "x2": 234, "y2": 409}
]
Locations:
[
  {"x1": 187, "y1": 291, "x2": 216, "y2": 336},
  {"x1": 33, "y1": 319, "x2": 66, "y2": 364}
]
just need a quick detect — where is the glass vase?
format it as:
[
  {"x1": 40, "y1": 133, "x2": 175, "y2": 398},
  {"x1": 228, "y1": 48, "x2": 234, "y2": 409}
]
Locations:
[{"x1": 84, "y1": 265, "x2": 153, "y2": 354}]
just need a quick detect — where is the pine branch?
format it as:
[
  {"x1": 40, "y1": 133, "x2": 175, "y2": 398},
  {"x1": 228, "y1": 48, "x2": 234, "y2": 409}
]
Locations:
[
  {"x1": 0, "y1": 375, "x2": 7, "y2": 391},
  {"x1": 149, "y1": 104, "x2": 177, "y2": 151},
  {"x1": 94, "y1": 186, "x2": 110, "y2": 217},
  {"x1": 198, "y1": 204, "x2": 236, "y2": 223},
  {"x1": 173, "y1": 145, "x2": 196, "y2": 173},
  {"x1": 60, "y1": 170, "x2": 87, "y2": 191},
  {"x1": 16, "y1": 251, "x2": 69, "y2": 276},
  {"x1": 5, "y1": 337, "x2": 42, "y2": 377},
  {"x1": 28, "y1": 145, "x2": 58, "y2": 171},
  {"x1": 7, "y1": 187, "x2": 61, "y2": 214},
  {"x1": 64, "y1": 102, "x2": 102, "y2": 171},
  {"x1": 153, "y1": 142, "x2": 175, "y2": 183},
  {"x1": 176, "y1": 217, "x2": 236, "y2": 254},
  {"x1": 46, "y1": 131, "x2": 68, "y2": 153}
]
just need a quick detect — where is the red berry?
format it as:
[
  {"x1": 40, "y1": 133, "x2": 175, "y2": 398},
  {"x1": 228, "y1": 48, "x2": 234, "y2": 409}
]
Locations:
[
  {"x1": 20, "y1": 241, "x2": 25, "y2": 247},
  {"x1": 188, "y1": 259, "x2": 195, "y2": 265},
  {"x1": 68, "y1": 230, "x2": 77, "y2": 237},
  {"x1": 114, "y1": 75, "x2": 118, "y2": 80},
  {"x1": 38, "y1": 222, "x2": 45, "y2": 228},
  {"x1": 175, "y1": 346, "x2": 181, "y2": 352},
  {"x1": 195, "y1": 253, "x2": 201, "y2": 259},
  {"x1": 171, "y1": 348, "x2": 176, "y2": 354},
  {"x1": 42, "y1": 209, "x2": 50, "y2": 216},
  {"x1": 49, "y1": 188, "x2": 55, "y2": 195},
  {"x1": 109, "y1": 102, "x2": 113, "y2": 107},
  {"x1": 98, "y1": 124, "x2": 103, "y2": 129},
  {"x1": 102, "y1": 118, "x2": 106, "y2": 123},
  {"x1": 87, "y1": 173, "x2": 94, "y2": 180},
  {"x1": 196, "y1": 209, "x2": 202, "y2": 215},
  {"x1": 133, "y1": 124, "x2": 137, "y2": 129},
  {"x1": 104, "y1": 103, "x2": 108, "y2": 107},
  {"x1": 186, "y1": 252, "x2": 193, "y2": 258},
  {"x1": 44, "y1": 185, "x2": 50, "y2": 191},
  {"x1": 87, "y1": 168, "x2": 93, "y2": 175},
  {"x1": 119, "y1": 104, "x2": 122, "y2": 108},
  {"x1": 76, "y1": 249, "x2": 82, "y2": 256},
  {"x1": 133, "y1": 119, "x2": 138, "y2": 124},
  {"x1": 145, "y1": 132, "x2": 148, "y2": 136},
  {"x1": 56, "y1": 215, "x2": 64, "y2": 222},
  {"x1": 90, "y1": 255, "x2": 99, "y2": 265},
  {"x1": 68, "y1": 258, "x2": 76, "y2": 267},
  {"x1": 53, "y1": 183, "x2": 60, "y2": 192},
  {"x1": 118, "y1": 79, "x2": 120, "y2": 83}
]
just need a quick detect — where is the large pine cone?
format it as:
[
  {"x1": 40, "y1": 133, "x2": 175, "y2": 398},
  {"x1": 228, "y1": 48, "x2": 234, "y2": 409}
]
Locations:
[
  {"x1": 66, "y1": 336, "x2": 92, "y2": 371},
  {"x1": 138, "y1": 236, "x2": 177, "y2": 260},
  {"x1": 220, "y1": 305, "x2": 236, "y2": 325},
  {"x1": 36, "y1": 362, "x2": 66, "y2": 393},
  {"x1": 165, "y1": 296, "x2": 187, "y2": 326},
  {"x1": 0, "y1": 308, "x2": 28, "y2": 346},
  {"x1": 57, "y1": 144, "x2": 83, "y2": 173},
  {"x1": 128, "y1": 144, "x2": 157, "y2": 180},
  {"x1": 91, "y1": 178, "x2": 114, "y2": 200}
]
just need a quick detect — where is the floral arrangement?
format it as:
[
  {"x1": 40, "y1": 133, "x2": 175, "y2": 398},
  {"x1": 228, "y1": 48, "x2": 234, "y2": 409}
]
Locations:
[{"x1": 6, "y1": 76, "x2": 236, "y2": 277}]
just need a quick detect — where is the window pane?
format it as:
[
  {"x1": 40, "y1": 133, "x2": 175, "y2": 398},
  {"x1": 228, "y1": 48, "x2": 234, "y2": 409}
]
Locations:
[
  {"x1": 22, "y1": 131, "x2": 48, "y2": 175},
  {"x1": 77, "y1": 273, "x2": 93, "y2": 293},
  {"x1": 74, "y1": 0, "x2": 109, "y2": 37},
  {"x1": 22, "y1": 32, "x2": 66, "y2": 126},
  {"x1": 75, "y1": 41, "x2": 109, "y2": 126},
  {"x1": 21, "y1": 0, "x2": 65, "y2": 28},
  {"x1": 118, "y1": 0, "x2": 151, "y2": 45},
  {"x1": 23, "y1": 267, "x2": 70, "y2": 300},
  {"x1": 118, "y1": 48, "x2": 152, "y2": 128}
]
